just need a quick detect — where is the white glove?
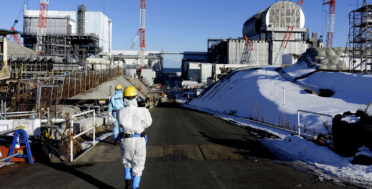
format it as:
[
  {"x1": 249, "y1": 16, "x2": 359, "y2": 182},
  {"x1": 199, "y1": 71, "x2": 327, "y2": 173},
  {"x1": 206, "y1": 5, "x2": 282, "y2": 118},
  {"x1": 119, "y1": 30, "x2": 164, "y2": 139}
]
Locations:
[{"x1": 107, "y1": 113, "x2": 115, "y2": 125}]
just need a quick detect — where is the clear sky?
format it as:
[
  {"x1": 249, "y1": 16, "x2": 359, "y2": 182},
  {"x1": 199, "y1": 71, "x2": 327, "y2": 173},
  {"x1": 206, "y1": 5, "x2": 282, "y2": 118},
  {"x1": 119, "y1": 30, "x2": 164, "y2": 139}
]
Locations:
[{"x1": 0, "y1": 0, "x2": 369, "y2": 67}]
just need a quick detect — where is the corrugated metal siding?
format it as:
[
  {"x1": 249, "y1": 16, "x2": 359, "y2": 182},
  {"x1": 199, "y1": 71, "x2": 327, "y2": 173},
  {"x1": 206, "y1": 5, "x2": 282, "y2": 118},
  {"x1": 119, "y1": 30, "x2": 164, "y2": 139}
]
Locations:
[{"x1": 23, "y1": 17, "x2": 70, "y2": 35}]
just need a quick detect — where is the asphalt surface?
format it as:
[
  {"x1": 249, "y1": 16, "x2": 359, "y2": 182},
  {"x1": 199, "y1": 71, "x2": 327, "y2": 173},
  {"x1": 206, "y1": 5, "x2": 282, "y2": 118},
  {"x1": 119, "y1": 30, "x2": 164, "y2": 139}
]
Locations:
[{"x1": 0, "y1": 103, "x2": 358, "y2": 189}]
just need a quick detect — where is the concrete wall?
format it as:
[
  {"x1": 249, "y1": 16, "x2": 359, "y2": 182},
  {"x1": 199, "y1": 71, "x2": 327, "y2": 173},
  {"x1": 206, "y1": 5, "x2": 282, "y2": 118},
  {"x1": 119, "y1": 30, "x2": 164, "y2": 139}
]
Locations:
[
  {"x1": 227, "y1": 39, "x2": 245, "y2": 64},
  {"x1": 245, "y1": 40, "x2": 270, "y2": 66},
  {"x1": 270, "y1": 41, "x2": 309, "y2": 65},
  {"x1": 24, "y1": 9, "x2": 112, "y2": 53},
  {"x1": 226, "y1": 38, "x2": 308, "y2": 66}
]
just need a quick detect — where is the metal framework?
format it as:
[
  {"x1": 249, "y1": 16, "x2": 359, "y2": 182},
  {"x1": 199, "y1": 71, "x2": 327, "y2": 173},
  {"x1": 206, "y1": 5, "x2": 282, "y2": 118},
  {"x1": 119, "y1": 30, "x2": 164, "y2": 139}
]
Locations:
[
  {"x1": 22, "y1": 34, "x2": 100, "y2": 65},
  {"x1": 36, "y1": 0, "x2": 49, "y2": 55},
  {"x1": 77, "y1": 5, "x2": 86, "y2": 36},
  {"x1": 347, "y1": 1, "x2": 372, "y2": 71},
  {"x1": 323, "y1": 0, "x2": 336, "y2": 48},
  {"x1": 207, "y1": 39, "x2": 226, "y2": 63}
]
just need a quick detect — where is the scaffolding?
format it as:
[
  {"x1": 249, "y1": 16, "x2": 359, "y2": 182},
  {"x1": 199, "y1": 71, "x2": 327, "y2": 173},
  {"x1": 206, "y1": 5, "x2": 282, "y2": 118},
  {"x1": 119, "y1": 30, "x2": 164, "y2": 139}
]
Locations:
[
  {"x1": 347, "y1": 2, "x2": 372, "y2": 72},
  {"x1": 207, "y1": 39, "x2": 226, "y2": 63},
  {"x1": 22, "y1": 34, "x2": 100, "y2": 64}
]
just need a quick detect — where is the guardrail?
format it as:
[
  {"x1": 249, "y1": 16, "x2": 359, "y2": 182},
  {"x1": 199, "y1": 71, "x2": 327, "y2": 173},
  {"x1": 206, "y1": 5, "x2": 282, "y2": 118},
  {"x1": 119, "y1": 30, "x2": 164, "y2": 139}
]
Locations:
[
  {"x1": 70, "y1": 110, "x2": 96, "y2": 162},
  {"x1": 297, "y1": 109, "x2": 334, "y2": 137},
  {"x1": 0, "y1": 111, "x2": 37, "y2": 119}
]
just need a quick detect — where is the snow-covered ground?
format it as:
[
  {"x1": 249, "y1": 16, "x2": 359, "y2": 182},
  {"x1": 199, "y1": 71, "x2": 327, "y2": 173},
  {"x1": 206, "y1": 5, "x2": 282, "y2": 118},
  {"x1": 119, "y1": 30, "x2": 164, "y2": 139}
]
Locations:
[{"x1": 187, "y1": 63, "x2": 372, "y2": 187}]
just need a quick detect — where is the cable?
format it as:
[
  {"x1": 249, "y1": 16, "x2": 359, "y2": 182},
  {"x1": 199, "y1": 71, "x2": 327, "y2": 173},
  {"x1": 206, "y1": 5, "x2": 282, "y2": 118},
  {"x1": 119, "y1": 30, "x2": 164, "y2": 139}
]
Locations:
[
  {"x1": 320, "y1": 0, "x2": 327, "y2": 36},
  {"x1": 15, "y1": 0, "x2": 30, "y2": 21}
]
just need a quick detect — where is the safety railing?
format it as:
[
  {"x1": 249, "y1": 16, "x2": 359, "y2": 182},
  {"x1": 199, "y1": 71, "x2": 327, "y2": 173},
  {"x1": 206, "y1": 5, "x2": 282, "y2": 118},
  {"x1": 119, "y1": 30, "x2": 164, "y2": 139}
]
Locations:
[
  {"x1": 70, "y1": 110, "x2": 96, "y2": 162},
  {"x1": 0, "y1": 111, "x2": 37, "y2": 119},
  {"x1": 297, "y1": 109, "x2": 334, "y2": 138}
]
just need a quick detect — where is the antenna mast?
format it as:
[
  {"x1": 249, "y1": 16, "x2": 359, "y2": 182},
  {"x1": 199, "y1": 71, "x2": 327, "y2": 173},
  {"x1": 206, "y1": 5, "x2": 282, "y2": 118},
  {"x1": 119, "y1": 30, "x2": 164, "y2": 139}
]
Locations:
[
  {"x1": 323, "y1": 0, "x2": 336, "y2": 47},
  {"x1": 139, "y1": 0, "x2": 146, "y2": 66}
]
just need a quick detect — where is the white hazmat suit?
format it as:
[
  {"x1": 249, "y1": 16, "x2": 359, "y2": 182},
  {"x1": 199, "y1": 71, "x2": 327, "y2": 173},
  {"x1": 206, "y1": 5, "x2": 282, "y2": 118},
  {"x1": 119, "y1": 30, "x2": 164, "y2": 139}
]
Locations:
[{"x1": 117, "y1": 98, "x2": 152, "y2": 177}]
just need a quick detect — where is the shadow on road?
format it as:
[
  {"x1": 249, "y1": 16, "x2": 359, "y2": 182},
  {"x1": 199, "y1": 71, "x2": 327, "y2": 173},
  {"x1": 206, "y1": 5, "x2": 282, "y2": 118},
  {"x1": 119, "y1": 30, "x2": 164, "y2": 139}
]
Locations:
[
  {"x1": 199, "y1": 131, "x2": 276, "y2": 160},
  {"x1": 156, "y1": 102, "x2": 181, "y2": 108},
  {"x1": 40, "y1": 161, "x2": 116, "y2": 189}
]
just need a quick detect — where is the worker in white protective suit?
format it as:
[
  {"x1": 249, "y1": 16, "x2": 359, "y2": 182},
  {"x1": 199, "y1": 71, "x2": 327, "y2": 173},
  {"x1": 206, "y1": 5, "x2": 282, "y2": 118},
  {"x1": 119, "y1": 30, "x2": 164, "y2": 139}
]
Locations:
[
  {"x1": 108, "y1": 84, "x2": 125, "y2": 144},
  {"x1": 117, "y1": 86, "x2": 152, "y2": 189}
]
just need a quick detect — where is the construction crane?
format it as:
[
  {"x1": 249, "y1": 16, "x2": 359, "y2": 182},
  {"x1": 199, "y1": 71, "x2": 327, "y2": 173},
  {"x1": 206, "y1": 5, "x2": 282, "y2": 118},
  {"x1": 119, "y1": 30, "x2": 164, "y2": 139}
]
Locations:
[
  {"x1": 10, "y1": 20, "x2": 22, "y2": 45},
  {"x1": 130, "y1": 31, "x2": 139, "y2": 50},
  {"x1": 36, "y1": 0, "x2": 49, "y2": 55},
  {"x1": 139, "y1": 0, "x2": 146, "y2": 66},
  {"x1": 323, "y1": 0, "x2": 336, "y2": 48}
]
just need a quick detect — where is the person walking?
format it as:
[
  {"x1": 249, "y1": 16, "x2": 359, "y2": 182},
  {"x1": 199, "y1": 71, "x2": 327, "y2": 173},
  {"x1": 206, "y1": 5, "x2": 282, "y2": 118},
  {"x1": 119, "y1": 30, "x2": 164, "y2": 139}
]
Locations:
[
  {"x1": 117, "y1": 86, "x2": 152, "y2": 189},
  {"x1": 108, "y1": 84, "x2": 124, "y2": 144}
]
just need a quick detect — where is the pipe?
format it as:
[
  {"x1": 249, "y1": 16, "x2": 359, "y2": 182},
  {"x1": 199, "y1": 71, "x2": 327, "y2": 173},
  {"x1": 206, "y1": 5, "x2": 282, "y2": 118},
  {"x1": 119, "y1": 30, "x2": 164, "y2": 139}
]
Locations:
[
  {"x1": 40, "y1": 118, "x2": 66, "y2": 124},
  {"x1": 0, "y1": 151, "x2": 22, "y2": 162}
]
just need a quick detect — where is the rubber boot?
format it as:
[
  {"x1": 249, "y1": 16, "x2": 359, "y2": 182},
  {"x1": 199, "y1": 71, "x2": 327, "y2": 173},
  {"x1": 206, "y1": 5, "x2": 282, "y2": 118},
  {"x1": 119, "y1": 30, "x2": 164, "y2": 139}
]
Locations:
[
  {"x1": 125, "y1": 179, "x2": 132, "y2": 189},
  {"x1": 132, "y1": 176, "x2": 141, "y2": 189},
  {"x1": 124, "y1": 167, "x2": 132, "y2": 180}
]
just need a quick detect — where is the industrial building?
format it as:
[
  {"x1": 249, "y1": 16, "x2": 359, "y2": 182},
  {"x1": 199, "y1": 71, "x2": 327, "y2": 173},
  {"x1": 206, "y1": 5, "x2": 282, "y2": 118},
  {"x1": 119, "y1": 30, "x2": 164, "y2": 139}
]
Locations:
[
  {"x1": 181, "y1": 51, "x2": 207, "y2": 80},
  {"x1": 208, "y1": 1, "x2": 320, "y2": 67},
  {"x1": 181, "y1": 1, "x2": 328, "y2": 85},
  {"x1": 111, "y1": 50, "x2": 164, "y2": 86},
  {"x1": 22, "y1": 5, "x2": 111, "y2": 67}
]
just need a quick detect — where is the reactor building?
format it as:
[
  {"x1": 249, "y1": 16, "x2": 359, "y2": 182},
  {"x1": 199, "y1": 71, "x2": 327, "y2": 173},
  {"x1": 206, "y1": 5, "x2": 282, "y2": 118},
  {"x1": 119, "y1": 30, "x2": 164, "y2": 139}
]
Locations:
[
  {"x1": 22, "y1": 5, "x2": 112, "y2": 67},
  {"x1": 207, "y1": 1, "x2": 320, "y2": 66}
]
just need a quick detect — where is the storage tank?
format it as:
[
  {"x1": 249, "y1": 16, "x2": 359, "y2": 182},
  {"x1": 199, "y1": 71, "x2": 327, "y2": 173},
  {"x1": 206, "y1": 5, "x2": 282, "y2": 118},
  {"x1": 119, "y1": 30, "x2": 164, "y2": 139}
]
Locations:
[{"x1": 242, "y1": 1, "x2": 305, "y2": 38}]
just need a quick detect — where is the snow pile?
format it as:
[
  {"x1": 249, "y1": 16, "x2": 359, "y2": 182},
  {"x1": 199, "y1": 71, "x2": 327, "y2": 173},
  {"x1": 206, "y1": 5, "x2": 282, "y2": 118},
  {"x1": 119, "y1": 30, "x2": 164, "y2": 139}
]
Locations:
[
  {"x1": 282, "y1": 61, "x2": 316, "y2": 78},
  {"x1": 300, "y1": 71, "x2": 372, "y2": 105},
  {"x1": 262, "y1": 136, "x2": 372, "y2": 187},
  {"x1": 189, "y1": 67, "x2": 370, "y2": 136},
  {"x1": 188, "y1": 65, "x2": 372, "y2": 187}
]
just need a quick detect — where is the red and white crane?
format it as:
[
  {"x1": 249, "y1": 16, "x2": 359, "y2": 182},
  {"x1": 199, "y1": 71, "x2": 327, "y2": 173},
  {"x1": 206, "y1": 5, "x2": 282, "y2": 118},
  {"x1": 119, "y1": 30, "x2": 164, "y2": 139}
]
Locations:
[
  {"x1": 11, "y1": 20, "x2": 22, "y2": 45},
  {"x1": 323, "y1": 0, "x2": 336, "y2": 48},
  {"x1": 139, "y1": 0, "x2": 146, "y2": 65},
  {"x1": 36, "y1": 0, "x2": 49, "y2": 55}
]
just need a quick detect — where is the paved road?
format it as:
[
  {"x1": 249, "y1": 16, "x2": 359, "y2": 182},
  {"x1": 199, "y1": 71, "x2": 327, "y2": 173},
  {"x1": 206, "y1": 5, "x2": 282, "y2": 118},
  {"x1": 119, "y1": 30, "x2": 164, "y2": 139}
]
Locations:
[{"x1": 0, "y1": 104, "x2": 357, "y2": 189}]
